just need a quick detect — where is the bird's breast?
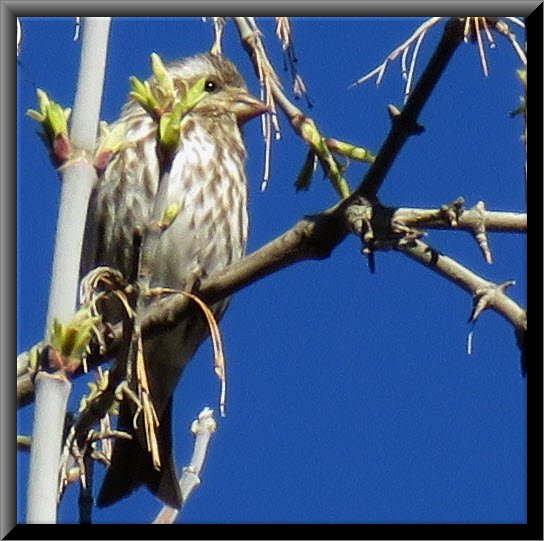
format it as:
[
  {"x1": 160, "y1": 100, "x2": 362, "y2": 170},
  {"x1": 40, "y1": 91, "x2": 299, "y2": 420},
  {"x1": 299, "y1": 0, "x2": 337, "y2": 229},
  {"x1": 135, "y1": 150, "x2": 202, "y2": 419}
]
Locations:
[
  {"x1": 153, "y1": 121, "x2": 249, "y2": 290},
  {"x1": 86, "y1": 114, "x2": 249, "y2": 294}
]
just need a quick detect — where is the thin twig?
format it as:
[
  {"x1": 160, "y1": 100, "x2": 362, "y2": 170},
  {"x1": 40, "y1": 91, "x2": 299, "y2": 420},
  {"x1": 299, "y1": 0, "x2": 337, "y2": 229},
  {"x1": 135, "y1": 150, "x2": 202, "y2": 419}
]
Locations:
[
  {"x1": 235, "y1": 17, "x2": 283, "y2": 190},
  {"x1": 235, "y1": 17, "x2": 353, "y2": 198},
  {"x1": 351, "y1": 17, "x2": 443, "y2": 88},
  {"x1": 17, "y1": 17, "x2": 22, "y2": 57},
  {"x1": 153, "y1": 408, "x2": 217, "y2": 524},
  {"x1": 493, "y1": 19, "x2": 527, "y2": 66}
]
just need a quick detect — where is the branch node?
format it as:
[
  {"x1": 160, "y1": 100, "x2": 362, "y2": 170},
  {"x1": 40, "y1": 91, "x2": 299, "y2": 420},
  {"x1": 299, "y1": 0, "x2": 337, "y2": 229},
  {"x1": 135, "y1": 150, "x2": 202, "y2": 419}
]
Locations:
[
  {"x1": 470, "y1": 279, "x2": 516, "y2": 324},
  {"x1": 387, "y1": 104, "x2": 425, "y2": 135},
  {"x1": 439, "y1": 197, "x2": 465, "y2": 227},
  {"x1": 345, "y1": 197, "x2": 373, "y2": 237}
]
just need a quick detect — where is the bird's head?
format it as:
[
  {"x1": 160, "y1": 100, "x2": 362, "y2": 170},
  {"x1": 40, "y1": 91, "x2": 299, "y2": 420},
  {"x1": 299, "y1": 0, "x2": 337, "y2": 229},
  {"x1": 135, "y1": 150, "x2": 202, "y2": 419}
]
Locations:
[{"x1": 166, "y1": 52, "x2": 268, "y2": 124}]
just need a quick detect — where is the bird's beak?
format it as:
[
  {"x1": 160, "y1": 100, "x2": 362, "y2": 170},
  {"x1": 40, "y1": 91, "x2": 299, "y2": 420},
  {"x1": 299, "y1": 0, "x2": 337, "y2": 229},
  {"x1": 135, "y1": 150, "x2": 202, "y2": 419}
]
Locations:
[{"x1": 229, "y1": 90, "x2": 269, "y2": 123}]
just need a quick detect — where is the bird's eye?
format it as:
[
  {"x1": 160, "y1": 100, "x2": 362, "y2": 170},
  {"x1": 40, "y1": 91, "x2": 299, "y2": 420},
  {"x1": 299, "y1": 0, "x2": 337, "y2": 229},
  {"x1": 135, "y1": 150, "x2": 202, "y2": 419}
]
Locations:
[{"x1": 204, "y1": 79, "x2": 219, "y2": 93}]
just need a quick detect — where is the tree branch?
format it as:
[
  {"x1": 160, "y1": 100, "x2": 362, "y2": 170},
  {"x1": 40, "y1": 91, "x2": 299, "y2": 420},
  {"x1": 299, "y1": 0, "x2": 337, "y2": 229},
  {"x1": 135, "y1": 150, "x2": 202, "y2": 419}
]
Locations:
[
  {"x1": 395, "y1": 238, "x2": 526, "y2": 333},
  {"x1": 17, "y1": 194, "x2": 527, "y2": 408},
  {"x1": 355, "y1": 17, "x2": 465, "y2": 198},
  {"x1": 17, "y1": 205, "x2": 349, "y2": 408},
  {"x1": 393, "y1": 205, "x2": 526, "y2": 233}
]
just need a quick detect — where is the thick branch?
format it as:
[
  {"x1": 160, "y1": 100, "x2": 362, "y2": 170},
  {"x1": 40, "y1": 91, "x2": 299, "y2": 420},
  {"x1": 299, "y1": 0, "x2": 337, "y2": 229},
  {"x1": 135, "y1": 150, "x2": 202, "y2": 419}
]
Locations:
[{"x1": 17, "y1": 196, "x2": 527, "y2": 408}]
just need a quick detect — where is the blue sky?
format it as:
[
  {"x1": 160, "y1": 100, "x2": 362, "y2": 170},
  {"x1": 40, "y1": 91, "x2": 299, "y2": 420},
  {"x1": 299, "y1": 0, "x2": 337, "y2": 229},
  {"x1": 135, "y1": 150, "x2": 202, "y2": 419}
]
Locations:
[{"x1": 17, "y1": 17, "x2": 527, "y2": 524}]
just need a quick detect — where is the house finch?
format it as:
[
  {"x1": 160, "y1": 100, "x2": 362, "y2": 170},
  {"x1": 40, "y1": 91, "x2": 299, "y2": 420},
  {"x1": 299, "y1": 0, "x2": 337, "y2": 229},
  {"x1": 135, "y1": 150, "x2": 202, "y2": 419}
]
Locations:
[{"x1": 79, "y1": 53, "x2": 266, "y2": 508}]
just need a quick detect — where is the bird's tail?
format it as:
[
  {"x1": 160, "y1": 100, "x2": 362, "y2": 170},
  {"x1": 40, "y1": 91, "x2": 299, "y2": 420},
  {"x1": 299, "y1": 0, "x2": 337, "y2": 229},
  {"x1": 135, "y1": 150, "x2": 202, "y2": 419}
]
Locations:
[{"x1": 96, "y1": 397, "x2": 182, "y2": 509}]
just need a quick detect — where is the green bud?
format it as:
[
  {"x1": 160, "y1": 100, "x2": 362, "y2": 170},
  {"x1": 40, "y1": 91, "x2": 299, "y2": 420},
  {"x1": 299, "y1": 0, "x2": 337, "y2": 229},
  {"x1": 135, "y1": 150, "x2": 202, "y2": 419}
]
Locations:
[
  {"x1": 50, "y1": 307, "x2": 102, "y2": 367},
  {"x1": 516, "y1": 69, "x2": 526, "y2": 88},
  {"x1": 161, "y1": 202, "x2": 182, "y2": 228},
  {"x1": 158, "y1": 110, "x2": 178, "y2": 151},
  {"x1": 178, "y1": 77, "x2": 207, "y2": 114},
  {"x1": 27, "y1": 89, "x2": 72, "y2": 161},
  {"x1": 129, "y1": 76, "x2": 159, "y2": 113},
  {"x1": 150, "y1": 52, "x2": 175, "y2": 97},
  {"x1": 96, "y1": 121, "x2": 129, "y2": 155},
  {"x1": 300, "y1": 118, "x2": 321, "y2": 148},
  {"x1": 329, "y1": 139, "x2": 375, "y2": 164},
  {"x1": 294, "y1": 150, "x2": 317, "y2": 192},
  {"x1": 159, "y1": 78, "x2": 208, "y2": 151}
]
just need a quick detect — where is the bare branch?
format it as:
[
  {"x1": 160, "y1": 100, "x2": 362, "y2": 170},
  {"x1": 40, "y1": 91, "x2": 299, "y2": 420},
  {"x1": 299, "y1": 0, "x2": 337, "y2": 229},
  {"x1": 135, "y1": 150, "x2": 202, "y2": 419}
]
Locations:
[
  {"x1": 17, "y1": 196, "x2": 526, "y2": 408},
  {"x1": 493, "y1": 18, "x2": 526, "y2": 66},
  {"x1": 354, "y1": 17, "x2": 466, "y2": 198},
  {"x1": 393, "y1": 204, "x2": 526, "y2": 233},
  {"x1": 233, "y1": 17, "x2": 283, "y2": 190},
  {"x1": 17, "y1": 17, "x2": 22, "y2": 57},
  {"x1": 396, "y1": 238, "x2": 526, "y2": 334},
  {"x1": 275, "y1": 17, "x2": 311, "y2": 104},
  {"x1": 473, "y1": 17, "x2": 490, "y2": 77},
  {"x1": 153, "y1": 408, "x2": 217, "y2": 524},
  {"x1": 26, "y1": 372, "x2": 72, "y2": 523},
  {"x1": 209, "y1": 17, "x2": 227, "y2": 56}
]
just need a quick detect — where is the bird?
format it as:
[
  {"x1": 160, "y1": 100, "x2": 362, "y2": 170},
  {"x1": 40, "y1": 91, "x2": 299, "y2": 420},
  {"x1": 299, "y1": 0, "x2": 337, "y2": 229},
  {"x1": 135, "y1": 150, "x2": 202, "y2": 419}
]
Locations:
[{"x1": 79, "y1": 52, "x2": 267, "y2": 509}]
